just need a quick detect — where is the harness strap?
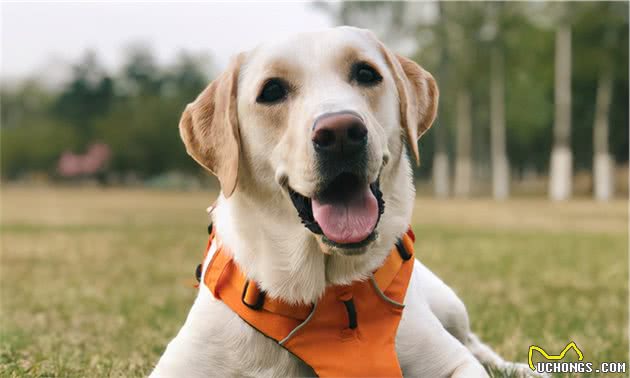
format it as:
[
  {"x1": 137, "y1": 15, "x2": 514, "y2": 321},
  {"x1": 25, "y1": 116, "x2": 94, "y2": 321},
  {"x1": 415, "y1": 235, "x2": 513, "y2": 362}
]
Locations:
[
  {"x1": 204, "y1": 236, "x2": 312, "y2": 321},
  {"x1": 241, "y1": 280, "x2": 314, "y2": 319},
  {"x1": 373, "y1": 233, "x2": 415, "y2": 293},
  {"x1": 204, "y1": 230, "x2": 414, "y2": 322}
]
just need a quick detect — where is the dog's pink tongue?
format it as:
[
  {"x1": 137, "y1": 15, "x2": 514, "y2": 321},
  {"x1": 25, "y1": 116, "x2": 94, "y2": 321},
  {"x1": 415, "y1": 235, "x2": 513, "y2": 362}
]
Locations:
[{"x1": 312, "y1": 186, "x2": 378, "y2": 244}]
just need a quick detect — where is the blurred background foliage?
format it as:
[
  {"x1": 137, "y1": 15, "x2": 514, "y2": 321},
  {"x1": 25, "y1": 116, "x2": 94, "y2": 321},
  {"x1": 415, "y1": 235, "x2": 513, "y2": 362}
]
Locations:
[
  {"x1": 1, "y1": 1, "x2": 628, "y2": 197},
  {"x1": 1, "y1": 47, "x2": 210, "y2": 180}
]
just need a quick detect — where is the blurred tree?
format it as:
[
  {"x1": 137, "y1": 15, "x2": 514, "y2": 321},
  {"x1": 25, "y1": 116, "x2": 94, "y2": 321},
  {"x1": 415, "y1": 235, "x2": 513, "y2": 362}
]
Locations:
[
  {"x1": 571, "y1": 2, "x2": 628, "y2": 200},
  {"x1": 119, "y1": 44, "x2": 163, "y2": 96},
  {"x1": 1, "y1": 79, "x2": 55, "y2": 130},
  {"x1": 1, "y1": 80, "x2": 81, "y2": 178},
  {"x1": 525, "y1": 3, "x2": 576, "y2": 200},
  {"x1": 551, "y1": 19, "x2": 573, "y2": 201},
  {"x1": 93, "y1": 50, "x2": 210, "y2": 176},
  {"x1": 526, "y1": 1, "x2": 629, "y2": 199},
  {"x1": 1, "y1": 45, "x2": 212, "y2": 180},
  {"x1": 453, "y1": 88, "x2": 473, "y2": 197},
  {"x1": 502, "y1": 8, "x2": 555, "y2": 177},
  {"x1": 53, "y1": 51, "x2": 114, "y2": 143},
  {"x1": 441, "y1": 3, "x2": 486, "y2": 198},
  {"x1": 484, "y1": 2, "x2": 509, "y2": 199},
  {"x1": 431, "y1": 3, "x2": 451, "y2": 198},
  {"x1": 163, "y1": 51, "x2": 212, "y2": 101}
]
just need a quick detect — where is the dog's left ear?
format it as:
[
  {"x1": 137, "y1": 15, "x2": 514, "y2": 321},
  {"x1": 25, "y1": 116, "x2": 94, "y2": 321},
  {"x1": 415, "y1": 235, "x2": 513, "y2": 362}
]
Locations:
[{"x1": 380, "y1": 46, "x2": 439, "y2": 165}]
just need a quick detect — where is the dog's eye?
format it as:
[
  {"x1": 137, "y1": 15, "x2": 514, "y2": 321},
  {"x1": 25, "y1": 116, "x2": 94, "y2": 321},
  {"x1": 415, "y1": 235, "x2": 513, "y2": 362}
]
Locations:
[
  {"x1": 351, "y1": 62, "x2": 382, "y2": 86},
  {"x1": 257, "y1": 78, "x2": 288, "y2": 104}
]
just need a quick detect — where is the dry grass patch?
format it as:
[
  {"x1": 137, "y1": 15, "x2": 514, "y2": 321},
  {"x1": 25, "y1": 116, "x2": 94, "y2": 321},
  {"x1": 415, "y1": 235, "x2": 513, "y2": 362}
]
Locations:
[{"x1": 1, "y1": 187, "x2": 627, "y2": 377}]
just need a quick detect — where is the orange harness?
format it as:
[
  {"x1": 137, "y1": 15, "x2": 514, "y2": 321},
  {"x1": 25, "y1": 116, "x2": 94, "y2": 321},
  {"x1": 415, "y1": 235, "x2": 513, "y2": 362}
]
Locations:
[{"x1": 202, "y1": 228, "x2": 416, "y2": 377}]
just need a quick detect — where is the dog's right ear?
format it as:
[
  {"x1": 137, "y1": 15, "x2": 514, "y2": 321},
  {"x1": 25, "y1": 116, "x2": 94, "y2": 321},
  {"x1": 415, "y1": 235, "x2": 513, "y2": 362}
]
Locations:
[{"x1": 179, "y1": 53, "x2": 245, "y2": 198}]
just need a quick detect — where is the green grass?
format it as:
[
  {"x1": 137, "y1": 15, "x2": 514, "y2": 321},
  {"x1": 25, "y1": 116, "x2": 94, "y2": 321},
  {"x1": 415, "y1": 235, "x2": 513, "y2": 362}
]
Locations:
[{"x1": 1, "y1": 187, "x2": 627, "y2": 377}]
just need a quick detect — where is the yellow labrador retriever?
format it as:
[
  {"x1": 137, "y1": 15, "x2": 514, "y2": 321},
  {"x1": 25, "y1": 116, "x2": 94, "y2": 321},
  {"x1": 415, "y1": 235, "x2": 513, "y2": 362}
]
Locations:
[{"x1": 151, "y1": 27, "x2": 536, "y2": 377}]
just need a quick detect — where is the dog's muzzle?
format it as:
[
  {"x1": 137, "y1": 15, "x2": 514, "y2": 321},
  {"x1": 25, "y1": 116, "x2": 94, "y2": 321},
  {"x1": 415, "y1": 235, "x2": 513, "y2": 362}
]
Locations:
[
  {"x1": 286, "y1": 111, "x2": 384, "y2": 249},
  {"x1": 288, "y1": 175, "x2": 385, "y2": 249}
]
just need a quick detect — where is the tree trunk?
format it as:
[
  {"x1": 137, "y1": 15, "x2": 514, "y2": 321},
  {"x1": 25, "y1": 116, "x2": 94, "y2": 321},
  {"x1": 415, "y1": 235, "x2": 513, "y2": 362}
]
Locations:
[
  {"x1": 454, "y1": 88, "x2": 472, "y2": 198},
  {"x1": 593, "y1": 72, "x2": 614, "y2": 200},
  {"x1": 549, "y1": 25, "x2": 572, "y2": 201},
  {"x1": 432, "y1": 12, "x2": 450, "y2": 199},
  {"x1": 490, "y1": 46, "x2": 509, "y2": 200},
  {"x1": 433, "y1": 120, "x2": 450, "y2": 198}
]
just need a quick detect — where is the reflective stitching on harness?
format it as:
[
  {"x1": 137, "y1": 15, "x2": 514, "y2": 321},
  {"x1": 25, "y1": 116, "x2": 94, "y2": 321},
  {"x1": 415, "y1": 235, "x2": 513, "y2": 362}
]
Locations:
[
  {"x1": 278, "y1": 302, "x2": 318, "y2": 345},
  {"x1": 369, "y1": 275, "x2": 405, "y2": 308}
]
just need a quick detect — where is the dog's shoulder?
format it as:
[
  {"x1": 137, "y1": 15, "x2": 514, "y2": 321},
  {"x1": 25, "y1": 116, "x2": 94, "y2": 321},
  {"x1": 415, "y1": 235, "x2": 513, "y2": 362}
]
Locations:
[{"x1": 152, "y1": 286, "x2": 313, "y2": 377}]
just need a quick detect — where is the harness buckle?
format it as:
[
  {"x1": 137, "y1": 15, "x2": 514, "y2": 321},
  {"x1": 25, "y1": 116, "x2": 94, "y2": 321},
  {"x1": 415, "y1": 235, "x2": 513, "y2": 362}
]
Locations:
[{"x1": 242, "y1": 280, "x2": 266, "y2": 310}]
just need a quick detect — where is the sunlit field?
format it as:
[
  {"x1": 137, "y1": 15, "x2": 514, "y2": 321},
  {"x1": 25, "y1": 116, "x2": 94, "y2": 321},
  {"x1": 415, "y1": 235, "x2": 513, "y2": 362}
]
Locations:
[{"x1": 1, "y1": 187, "x2": 627, "y2": 377}]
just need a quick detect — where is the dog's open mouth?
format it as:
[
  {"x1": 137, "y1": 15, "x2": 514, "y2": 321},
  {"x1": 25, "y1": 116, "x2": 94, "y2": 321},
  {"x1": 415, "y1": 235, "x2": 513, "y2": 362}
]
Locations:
[{"x1": 288, "y1": 173, "x2": 385, "y2": 249}]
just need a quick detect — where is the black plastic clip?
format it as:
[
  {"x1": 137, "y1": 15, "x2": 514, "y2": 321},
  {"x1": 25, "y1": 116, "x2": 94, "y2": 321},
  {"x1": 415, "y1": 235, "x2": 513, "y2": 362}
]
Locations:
[
  {"x1": 395, "y1": 238, "x2": 412, "y2": 261},
  {"x1": 241, "y1": 280, "x2": 266, "y2": 310},
  {"x1": 195, "y1": 264, "x2": 202, "y2": 282}
]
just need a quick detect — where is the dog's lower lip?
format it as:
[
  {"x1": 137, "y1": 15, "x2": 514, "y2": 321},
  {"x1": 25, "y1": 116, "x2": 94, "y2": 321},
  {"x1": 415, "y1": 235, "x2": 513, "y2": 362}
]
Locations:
[
  {"x1": 288, "y1": 175, "x2": 385, "y2": 248},
  {"x1": 322, "y1": 231, "x2": 378, "y2": 250}
]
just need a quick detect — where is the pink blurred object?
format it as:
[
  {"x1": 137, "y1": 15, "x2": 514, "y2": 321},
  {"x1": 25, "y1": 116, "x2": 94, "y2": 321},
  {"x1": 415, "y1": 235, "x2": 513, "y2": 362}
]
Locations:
[{"x1": 57, "y1": 143, "x2": 111, "y2": 177}]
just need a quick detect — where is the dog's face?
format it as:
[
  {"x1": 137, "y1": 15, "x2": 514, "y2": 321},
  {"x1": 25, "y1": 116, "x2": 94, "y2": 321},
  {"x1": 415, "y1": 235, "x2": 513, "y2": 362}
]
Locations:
[{"x1": 180, "y1": 27, "x2": 438, "y2": 256}]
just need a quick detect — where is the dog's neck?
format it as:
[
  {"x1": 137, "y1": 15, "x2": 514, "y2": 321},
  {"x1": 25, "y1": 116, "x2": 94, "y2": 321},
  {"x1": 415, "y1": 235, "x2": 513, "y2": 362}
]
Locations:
[{"x1": 212, "y1": 158, "x2": 414, "y2": 305}]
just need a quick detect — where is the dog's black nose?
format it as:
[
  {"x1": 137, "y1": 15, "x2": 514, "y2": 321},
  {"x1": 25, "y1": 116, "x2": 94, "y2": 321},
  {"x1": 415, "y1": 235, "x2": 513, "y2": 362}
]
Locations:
[{"x1": 312, "y1": 112, "x2": 367, "y2": 158}]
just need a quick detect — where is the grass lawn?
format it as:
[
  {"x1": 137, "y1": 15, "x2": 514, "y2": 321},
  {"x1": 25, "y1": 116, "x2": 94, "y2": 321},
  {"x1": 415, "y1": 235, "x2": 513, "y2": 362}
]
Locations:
[{"x1": 1, "y1": 187, "x2": 627, "y2": 377}]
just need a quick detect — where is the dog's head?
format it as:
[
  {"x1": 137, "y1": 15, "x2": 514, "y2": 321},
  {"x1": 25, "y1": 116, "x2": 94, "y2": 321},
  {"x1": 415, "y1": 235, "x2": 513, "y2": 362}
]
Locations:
[{"x1": 180, "y1": 27, "x2": 438, "y2": 256}]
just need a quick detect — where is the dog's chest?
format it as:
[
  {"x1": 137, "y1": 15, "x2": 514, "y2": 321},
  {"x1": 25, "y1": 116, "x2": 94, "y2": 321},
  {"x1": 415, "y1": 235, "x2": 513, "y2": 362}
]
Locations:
[
  {"x1": 204, "y1": 299, "x2": 422, "y2": 378},
  {"x1": 202, "y1": 297, "x2": 315, "y2": 377},
  {"x1": 205, "y1": 301, "x2": 419, "y2": 377},
  {"x1": 153, "y1": 280, "x2": 428, "y2": 377}
]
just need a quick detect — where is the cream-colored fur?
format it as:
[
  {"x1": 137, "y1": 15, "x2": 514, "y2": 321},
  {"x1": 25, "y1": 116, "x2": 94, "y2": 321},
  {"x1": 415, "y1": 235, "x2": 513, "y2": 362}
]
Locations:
[{"x1": 151, "y1": 27, "x2": 538, "y2": 378}]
